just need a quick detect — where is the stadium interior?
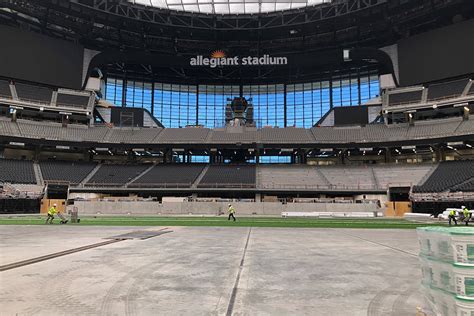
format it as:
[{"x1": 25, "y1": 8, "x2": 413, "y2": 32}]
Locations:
[
  {"x1": 2, "y1": 1, "x2": 474, "y2": 316},
  {"x1": 0, "y1": 0, "x2": 473, "y2": 217}
]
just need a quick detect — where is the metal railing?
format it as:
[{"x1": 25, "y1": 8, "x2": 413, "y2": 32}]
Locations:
[
  {"x1": 71, "y1": 181, "x2": 417, "y2": 191},
  {"x1": 259, "y1": 183, "x2": 380, "y2": 190},
  {"x1": 196, "y1": 183, "x2": 256, "y2": 188},
  {"x1": 127, "y1": 182, "x2": 192, "y2": 188}
]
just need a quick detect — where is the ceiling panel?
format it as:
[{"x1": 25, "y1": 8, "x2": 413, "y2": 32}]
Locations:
[{"x1": 129, "y1": 0, "x2": 331, "y2": 14}]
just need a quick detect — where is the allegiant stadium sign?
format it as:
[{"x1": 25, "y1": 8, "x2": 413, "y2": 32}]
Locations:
[{"x1": 190, "y1": 53, "x2": 288, "y2": 68}]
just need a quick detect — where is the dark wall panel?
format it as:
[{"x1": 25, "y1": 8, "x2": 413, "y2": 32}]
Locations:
[
  {"x1": 0, "y1": 199, "x2": 40, "y2": 214},
  {"x1": 398, "y1": 19, "x2": 474, "y2": 86},
  {"x1": 334, "y1": 106, "x2": 368, "y2": 126},
  {"x1": 111, "y1": 107, "x2": 145, "y2": 127},
  {"x1": 0, "y1": 25, "x2": 84, "y2": 89}
]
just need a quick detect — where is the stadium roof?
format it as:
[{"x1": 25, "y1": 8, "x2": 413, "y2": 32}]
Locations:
[{"x1": 129, "y1": 0, "x2": 331, "y2": 14}]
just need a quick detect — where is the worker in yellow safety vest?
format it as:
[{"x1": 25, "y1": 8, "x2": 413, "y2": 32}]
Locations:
[
  {"x1": 462, "y1": 206, "x2": 471, "y2": 226},
  {"x1": 45, "y1": 204, "x2": 58, "y2": 224},
  {"x1": 228, "y1": 204, "x2": 236, "y2": 222},
  {"x1": 448, "y1": 209, "x2": 457, "y2": 226}
]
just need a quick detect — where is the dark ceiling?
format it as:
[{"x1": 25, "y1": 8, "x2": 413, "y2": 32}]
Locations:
[
  {"x1": 0, "y1": 0, "x2": 473, "y2": 84},
  {"x1": 1, "y1": 0, "x2": 472, "y2": 55}
]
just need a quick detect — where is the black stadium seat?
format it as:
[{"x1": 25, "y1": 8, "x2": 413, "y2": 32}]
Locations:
[
  {"x1": 40, "y1": 160, "x2": 97, "y2": 184},
  {"x1": 198, "y1": 165, "x2": 256, "y2": 188},
  {"x1": 0, "y1": 79, "x2": 11, "y2": 98},
  {"x1": 0, "y1": 159, "x2": 36, "y2": 184},
  {"x1": 413, "y1": 160, "x2": 474, "y2": 193},
  {"x1": 130, "y1": 164, "x2": 206, "y2": 187},
  {"x1": 86, "y1": 164, "x2": 150, "y2": 186}
]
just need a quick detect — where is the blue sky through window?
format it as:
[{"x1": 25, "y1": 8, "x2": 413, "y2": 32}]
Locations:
[{"x1": 103, "y1": 70, "x2": 379, "y2": 128}]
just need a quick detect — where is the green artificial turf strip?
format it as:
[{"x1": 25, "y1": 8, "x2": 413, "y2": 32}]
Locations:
[{"x1": 0, "y1": 216, "x2": 445, "y2": 229}]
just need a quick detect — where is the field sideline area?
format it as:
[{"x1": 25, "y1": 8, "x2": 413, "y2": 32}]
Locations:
[{"x1": 0, "y1": 215, "x2": 444, "y2": 229}]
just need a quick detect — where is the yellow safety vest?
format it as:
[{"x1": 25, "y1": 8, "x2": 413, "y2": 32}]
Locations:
[
  {"x1": 449, "y1": 210, "x2": 456, "y2": 216},
  {"x1": 228, "y1": 206, "x2": 235, "y2": 214},
  {"x1": 464, "y1": 209, "x2": 470, "y2": 217},
  {"x1": 48, "y1": 207, "x2": 57, "y2": 216}
]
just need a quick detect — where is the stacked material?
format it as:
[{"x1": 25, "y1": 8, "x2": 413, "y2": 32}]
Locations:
[{"x1": 417, "y1": 227, "x2": 474, "y2": 316}]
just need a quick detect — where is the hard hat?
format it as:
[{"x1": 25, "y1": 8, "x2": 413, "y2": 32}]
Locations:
[
  {"x1": 461, "y1": 206, "x2": 466, "y2": 209},
  {"x1": 228, "y1": 204, "x2": 231, "y2": 206},
  {"x1": 53, "y1": 203, "x2": 57, "y2": 206}
]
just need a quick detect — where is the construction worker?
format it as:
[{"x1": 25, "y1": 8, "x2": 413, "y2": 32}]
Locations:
[
  {"x1": 462, "y1": 206, "x2": 471, "y2": 226},
  {"x1": 45, "y1": 203, "x2": 58, "y2": 224},
  {"x1": 228, "y1": 204, "x2": 236, "y2": 222},
  {"x1": 448, "y1": 209, "x2": 457, "y2": 226}
]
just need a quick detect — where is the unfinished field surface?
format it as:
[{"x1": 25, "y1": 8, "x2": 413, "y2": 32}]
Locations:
[
  {"x1": 0, "y1": 225, "x2": 432, "y2": 315},
  {"x1": 0, "y1": 215, "x2": 444, "y2": 229}
]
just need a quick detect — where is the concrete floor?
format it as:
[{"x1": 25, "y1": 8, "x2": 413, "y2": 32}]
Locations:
[{"x1": 0, "y1": 226, "x2": 431, "y2": 316}]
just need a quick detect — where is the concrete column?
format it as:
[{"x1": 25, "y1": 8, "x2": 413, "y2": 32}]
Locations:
[
  {"x1": 385, "y1": 148, "x2": 392, "y2": 163},
  {"x1": 435, "y1": 147, "x2": 445, "y2": 162},
  {"x1": 34, "y1": 146, "x2": 41, "y2": 161},
  {"x1": 338, "y1": 151, "x2": 344, "y2": 164},
  {"x1": 164, "y1": 150, "x2": 173, "y2": 163}
]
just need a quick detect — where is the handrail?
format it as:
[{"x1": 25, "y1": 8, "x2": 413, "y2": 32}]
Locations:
[
  {"x1": 260, "y1": 183, "x2": 380, "y2": 190},
  {"x1": 196, "y1": 183, "x2": 256, "y2": 188},
  {"x1": 79, "y1": 182, "x2": 256, "y2": 189},
  {"x1": 127, "y1": 182, "x2": 192, "y2": 188}
]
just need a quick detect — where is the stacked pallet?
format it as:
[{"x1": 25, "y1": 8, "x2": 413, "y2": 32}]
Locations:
[{"x1": 417, "y1": 227, "x2": 474, "y2": 315}]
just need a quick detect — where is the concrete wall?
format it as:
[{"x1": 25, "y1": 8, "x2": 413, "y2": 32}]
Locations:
[{"x1": 70, "y1": 201, "x2": 380, "y2": 216}]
